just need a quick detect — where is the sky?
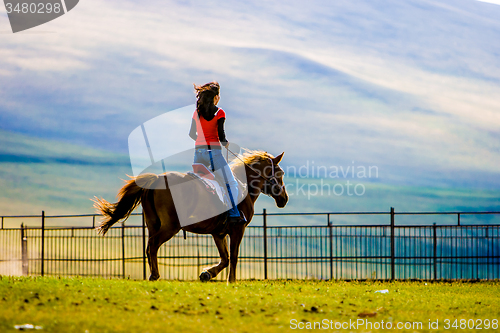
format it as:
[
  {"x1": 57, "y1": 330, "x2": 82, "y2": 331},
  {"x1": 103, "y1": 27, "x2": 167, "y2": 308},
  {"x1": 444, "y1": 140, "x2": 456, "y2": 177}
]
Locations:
[{"x1": 0, "y1": 0, "x2": 499, "y2": 215}]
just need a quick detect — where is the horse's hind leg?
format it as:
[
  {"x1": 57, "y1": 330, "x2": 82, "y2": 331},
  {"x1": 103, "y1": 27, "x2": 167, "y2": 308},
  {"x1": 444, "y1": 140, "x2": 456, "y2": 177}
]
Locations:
[
  {"x1": 200, "y1": 234, "x2": 229, "y2": 281},
  {"x1": 143, "y1": 196, "x2": 162, "y2": 281},
  {"x1": 144, "y1": 186, "x2": 181, "y2": 281},
  {"x1": 144, "y1": 199, "x2": 180, "y2": 280},
  {"x1": 228, "y1": 226, "x2": 245, "y2": 283},
  {"x1": 144, "y1": 213, "x2": 161, "y2": 280},
  {"x1": 147, "y1": 232, "x2": 162, "y2": 281},
  {"x1": 147, "y1": 225, "x2": 180, "y2": 281}
]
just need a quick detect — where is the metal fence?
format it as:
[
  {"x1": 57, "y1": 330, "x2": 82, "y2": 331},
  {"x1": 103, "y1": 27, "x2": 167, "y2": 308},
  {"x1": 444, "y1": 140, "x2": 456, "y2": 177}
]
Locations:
[{"x1": 0, "y1": 208, "x2": 499, "y2": 280}]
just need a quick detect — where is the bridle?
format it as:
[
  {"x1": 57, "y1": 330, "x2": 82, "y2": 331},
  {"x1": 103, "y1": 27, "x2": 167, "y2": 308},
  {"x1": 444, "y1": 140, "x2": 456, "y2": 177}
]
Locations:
[
  {"x1": 226, "y1": 148, "x2": 285, "y2": 197},
  {"x1": 259, "y1": 157, "x2": 284, "y2": 197}
]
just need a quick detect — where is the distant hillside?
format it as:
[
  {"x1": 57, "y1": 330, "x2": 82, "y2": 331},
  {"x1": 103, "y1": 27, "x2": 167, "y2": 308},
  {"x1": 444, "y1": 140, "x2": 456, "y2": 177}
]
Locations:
[
  {"x1": 0, "y1": 129, "x2": 131, "y2": 217},
  {"x1": 0, "y1": 130, "x2": 498, "y2": 227}
]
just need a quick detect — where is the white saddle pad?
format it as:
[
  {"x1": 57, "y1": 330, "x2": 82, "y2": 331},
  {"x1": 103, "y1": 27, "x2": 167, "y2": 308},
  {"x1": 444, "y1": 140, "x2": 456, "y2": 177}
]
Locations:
[{"x1": 191, "y1": 163, "x2": 246, "y2": 204}]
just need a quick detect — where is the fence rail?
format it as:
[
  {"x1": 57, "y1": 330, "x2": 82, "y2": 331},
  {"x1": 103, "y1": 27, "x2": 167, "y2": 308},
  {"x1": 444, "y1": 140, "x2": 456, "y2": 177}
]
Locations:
[{"x1": 1, "y1": 208, "x2": 499, "y2": 280}]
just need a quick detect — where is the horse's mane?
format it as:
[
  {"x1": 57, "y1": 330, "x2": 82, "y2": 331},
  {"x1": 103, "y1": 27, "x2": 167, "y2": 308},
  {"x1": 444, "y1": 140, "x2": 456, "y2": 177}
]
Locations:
[{"x1": 231, "y1": 149, "x2": 274, "y2": 171}]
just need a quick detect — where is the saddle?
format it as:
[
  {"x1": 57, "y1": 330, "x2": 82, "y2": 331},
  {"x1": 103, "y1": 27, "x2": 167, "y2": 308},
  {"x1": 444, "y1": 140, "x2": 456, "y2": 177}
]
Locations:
[
  {"x1": 186, "y1": 163, "x2": 246, "y2": 236},
  {"x1": 189, "y1": 163, "x2": 226, "y2": 203},
  {"x1": 189, "y1": 163, "x2": 246, "y2": 205}
]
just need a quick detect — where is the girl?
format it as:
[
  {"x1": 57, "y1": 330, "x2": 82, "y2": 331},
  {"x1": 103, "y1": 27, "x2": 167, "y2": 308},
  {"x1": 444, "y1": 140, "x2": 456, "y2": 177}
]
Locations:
[{"x1": 189, "y1": 82, "x2": 245, "y2": 224}]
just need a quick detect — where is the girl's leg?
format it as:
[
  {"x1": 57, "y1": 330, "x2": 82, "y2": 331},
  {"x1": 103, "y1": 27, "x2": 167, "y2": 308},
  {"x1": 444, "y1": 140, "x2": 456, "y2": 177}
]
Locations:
[
  {"x1": 220, "y1": 164, "x2": 240, "y2": 217},
  {"x1": 211, "y1": 150, "x2": 240, "y2": 218},
  {"x1": 193, "y1": 148, "x2": 210, "y2": 167}
]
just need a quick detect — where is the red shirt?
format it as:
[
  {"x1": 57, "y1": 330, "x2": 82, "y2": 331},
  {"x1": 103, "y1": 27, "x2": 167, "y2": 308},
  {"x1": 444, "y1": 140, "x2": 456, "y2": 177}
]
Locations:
[{"x1": 192, "y1": 108, "x2": 226, "y2": 147}]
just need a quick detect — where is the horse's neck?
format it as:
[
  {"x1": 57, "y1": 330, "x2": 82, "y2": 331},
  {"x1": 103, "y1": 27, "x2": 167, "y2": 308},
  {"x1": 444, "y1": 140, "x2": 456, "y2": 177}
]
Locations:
[{"x1": 241, "y1": 165, "x2": 265, "y2": 203}]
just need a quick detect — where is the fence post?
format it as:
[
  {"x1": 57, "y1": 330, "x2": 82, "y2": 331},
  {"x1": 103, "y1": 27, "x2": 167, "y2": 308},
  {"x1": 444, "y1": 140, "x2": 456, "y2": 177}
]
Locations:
[
  {"x1": 433, "y1": 223, "x2": 437, "y2": 280},
  {"x1": 486, "y1": 226, "x2": 489, "y2": 279},
  {"x1": 197, "y1": 235, "x2": 201, "y2": 279},
  {"x1": 263, "y1": 208, "x2": 267, "y2": 280},
  {"x1": 390, "y1": 207, "x2": 395, "y2": 281},
  {"x1": 21, "y1": 224, "x2": 28, "y2": 275},
  {"x1": 142, "y1": 211, "x2": 147, "y2": 280},
  {"x1": 41, "y1": 211, "x2": 45, "y2": 277},
  {"x1": 121, "y1": 221, "x2": 126, "y2": 279},
  {"x1": 328, "y1": 214, "x2": 333, "y2": 280},
  {"x1": 457, "y1": 213, "x2": 460, "y2": 226},
  {"x1": 1, "y1": 216, "x2": 4, "y2": 229}
]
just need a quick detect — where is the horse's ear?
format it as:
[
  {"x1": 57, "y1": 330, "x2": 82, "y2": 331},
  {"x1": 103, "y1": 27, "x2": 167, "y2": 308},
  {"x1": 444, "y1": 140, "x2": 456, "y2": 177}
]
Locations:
[{"x1": 273, "y1": 152, "x2": 284, "y2": 164}]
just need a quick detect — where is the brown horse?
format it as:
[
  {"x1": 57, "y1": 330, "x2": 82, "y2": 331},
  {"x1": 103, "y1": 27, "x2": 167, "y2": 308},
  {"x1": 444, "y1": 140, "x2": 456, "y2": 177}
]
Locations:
[{"x1": 93, "y1": 150, "x2": 288, "y2": 282}]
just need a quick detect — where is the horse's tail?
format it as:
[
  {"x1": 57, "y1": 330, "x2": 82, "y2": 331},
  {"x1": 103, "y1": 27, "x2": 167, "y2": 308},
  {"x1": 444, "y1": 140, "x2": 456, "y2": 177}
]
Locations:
[{"x1": 93, "y1": 173, "x2": 159, "y2": 235}]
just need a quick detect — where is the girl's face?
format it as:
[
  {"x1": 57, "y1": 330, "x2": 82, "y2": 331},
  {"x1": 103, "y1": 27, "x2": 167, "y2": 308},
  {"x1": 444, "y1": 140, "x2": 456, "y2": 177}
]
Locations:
[{"x1": 214, "y1": 94, "x2": 220, "y2": 106}]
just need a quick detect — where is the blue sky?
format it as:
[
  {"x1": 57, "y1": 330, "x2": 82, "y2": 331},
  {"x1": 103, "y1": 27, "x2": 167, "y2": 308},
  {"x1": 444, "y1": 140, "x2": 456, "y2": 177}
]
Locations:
[{"x1": 0, "y1": 0, "x2": 499, "y2": 215}]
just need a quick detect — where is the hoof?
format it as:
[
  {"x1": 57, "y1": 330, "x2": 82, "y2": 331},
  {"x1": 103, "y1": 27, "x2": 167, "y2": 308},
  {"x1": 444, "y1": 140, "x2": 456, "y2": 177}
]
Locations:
[
  {"x1": 199, "y1": 271, "x2": 211, "y2": 282},
  {"x1": 149, "y1": 274, "x2": 160, "y2": 281}
]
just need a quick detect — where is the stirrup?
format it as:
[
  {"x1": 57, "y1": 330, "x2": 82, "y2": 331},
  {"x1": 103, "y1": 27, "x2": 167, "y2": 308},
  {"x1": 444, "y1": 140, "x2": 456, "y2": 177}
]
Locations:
[{"x1": 228, "y1": 211, "x2": 247, "y2": 224}]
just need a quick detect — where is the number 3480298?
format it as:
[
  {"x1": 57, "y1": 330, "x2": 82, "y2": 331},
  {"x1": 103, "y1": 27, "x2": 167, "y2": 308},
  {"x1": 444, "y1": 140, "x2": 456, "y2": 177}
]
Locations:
[
  {"x1": 444, "y1": 319, "x2": 498, "y2": 330},
  {"x1": 5, "y1": 3, "x2": 62, "y2": 14}
]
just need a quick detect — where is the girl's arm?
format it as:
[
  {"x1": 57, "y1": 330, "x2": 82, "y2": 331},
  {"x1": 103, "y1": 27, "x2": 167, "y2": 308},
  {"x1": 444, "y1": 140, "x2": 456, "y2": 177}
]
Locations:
[{"x1": 217, "y1": 118, "x2": 228, "y2": 147}]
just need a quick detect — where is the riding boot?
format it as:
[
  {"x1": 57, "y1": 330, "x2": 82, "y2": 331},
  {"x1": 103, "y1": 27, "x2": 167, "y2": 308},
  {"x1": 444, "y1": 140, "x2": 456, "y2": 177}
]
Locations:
[{"x1": 228, "y1": 211, "x2": 247, "y2": 224}]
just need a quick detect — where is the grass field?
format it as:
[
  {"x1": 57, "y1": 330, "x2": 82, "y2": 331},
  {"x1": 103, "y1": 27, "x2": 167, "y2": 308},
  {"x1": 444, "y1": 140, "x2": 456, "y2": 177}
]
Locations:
[{"x1": 0, "y1": 277, "x2": 499, "y2": 332}]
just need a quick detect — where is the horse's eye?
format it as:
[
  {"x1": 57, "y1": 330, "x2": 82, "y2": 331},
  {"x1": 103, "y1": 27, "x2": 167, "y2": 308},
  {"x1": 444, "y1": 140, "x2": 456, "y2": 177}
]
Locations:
[{"x1": 275, "y1": 170, "x2": 284, "y2": 178}]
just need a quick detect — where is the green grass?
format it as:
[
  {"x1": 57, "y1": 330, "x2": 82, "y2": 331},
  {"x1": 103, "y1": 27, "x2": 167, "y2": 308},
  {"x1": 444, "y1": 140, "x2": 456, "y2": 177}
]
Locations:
[{"x1": 0, "y1": 277, "x2": 499, "y2": 332}]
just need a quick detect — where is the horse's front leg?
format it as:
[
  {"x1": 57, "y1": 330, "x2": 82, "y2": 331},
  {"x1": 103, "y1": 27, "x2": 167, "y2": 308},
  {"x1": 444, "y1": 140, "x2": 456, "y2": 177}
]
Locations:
[
  {"x1": 200, "y1": 234, "x2": 229, "y2": 281},
  {"x1": 228, "y1": 226, "x2": 245, "y2": 283}
]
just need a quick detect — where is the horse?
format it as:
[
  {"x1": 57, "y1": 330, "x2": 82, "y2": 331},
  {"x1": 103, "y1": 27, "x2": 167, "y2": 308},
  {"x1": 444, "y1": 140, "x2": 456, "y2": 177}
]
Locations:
[{"x1": 93, "y1": 150, "x2": 288, "y2": 282}]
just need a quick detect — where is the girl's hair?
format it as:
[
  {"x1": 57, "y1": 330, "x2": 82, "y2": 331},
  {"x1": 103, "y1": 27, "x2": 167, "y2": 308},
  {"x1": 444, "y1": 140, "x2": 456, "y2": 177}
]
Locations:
[{"x1": 194, "y1": 81, "x2": 220, "y2": 121}]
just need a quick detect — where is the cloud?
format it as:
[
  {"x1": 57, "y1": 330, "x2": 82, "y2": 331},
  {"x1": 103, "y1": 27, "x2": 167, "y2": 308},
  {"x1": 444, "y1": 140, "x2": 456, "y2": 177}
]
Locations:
[
  {"x1": 477, "y1": 0, "x2": 500, "y2": 5},
  {"x1": 0, "y1": 0, "x2": 499, "y2": 188}
]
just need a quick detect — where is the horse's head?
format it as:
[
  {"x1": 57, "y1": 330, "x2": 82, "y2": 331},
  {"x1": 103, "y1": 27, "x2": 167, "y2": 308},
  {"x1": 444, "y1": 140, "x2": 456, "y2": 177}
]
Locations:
[
  {"x1": 259, "y1": 152, "x2": 288, "y2": 208},
  {"x1": 233, "y1": 150, "x2": 289, "y2": 208}
]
